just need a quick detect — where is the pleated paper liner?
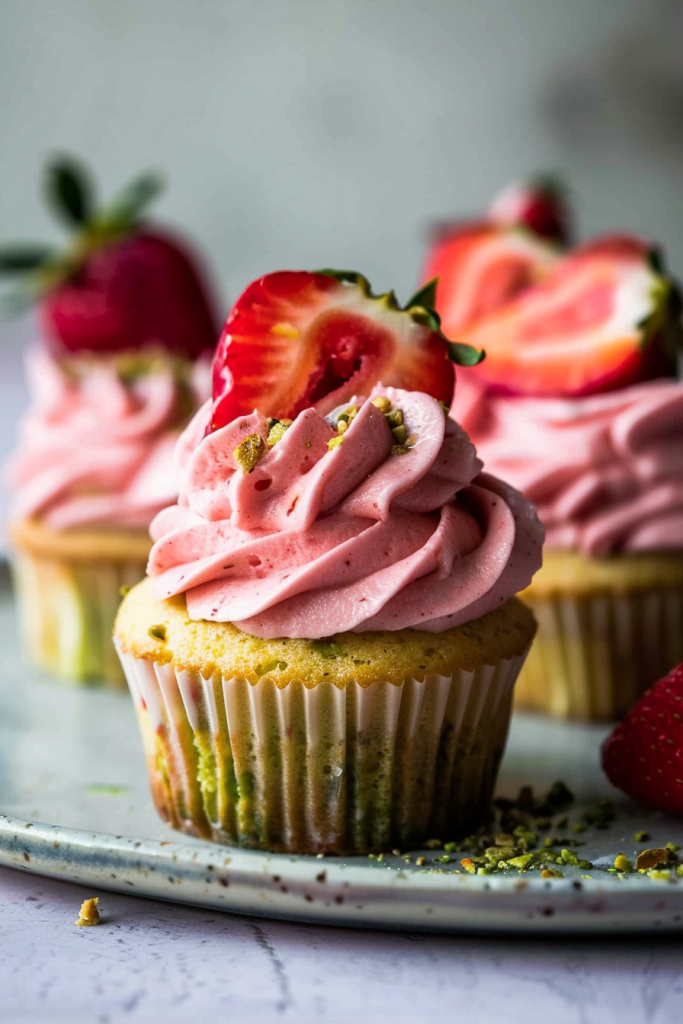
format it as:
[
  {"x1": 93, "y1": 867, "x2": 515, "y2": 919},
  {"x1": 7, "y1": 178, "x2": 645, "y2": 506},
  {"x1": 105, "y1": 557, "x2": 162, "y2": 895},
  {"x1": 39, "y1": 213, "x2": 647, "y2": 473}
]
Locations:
[
  {"x1": 12, "y1": 544, "x2": 147, "y2": 688},
  {"x1": 116, "y1": 648, "x2": 528, "y2": 855},
  {"x1": 516, "y1": 587, "x2": 683, "y2": 721}
]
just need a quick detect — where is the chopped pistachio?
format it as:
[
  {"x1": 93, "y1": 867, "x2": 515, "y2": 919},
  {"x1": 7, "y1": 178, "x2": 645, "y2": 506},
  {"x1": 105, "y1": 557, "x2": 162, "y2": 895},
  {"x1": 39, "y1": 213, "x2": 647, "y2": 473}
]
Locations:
[
  {"x1": 541, "y1": 869, "x2": 564, "y2": 879},
  {"x1": 666, "y1": 842, "x2": 680, "y2": 852},
  {"x1": 386, "y1": 409, "x2": 404, "y2": 428},
  {"x1": 461, "y1": 858, "x2": 476, "y2": 874},
  {"x1": 634, "y1": 831, "x2": 650, "y2": 843},
  {"x1": 148, "y1": 624, "x2": 167, "y2": 642},
  {"x1": 75, "y1": 897, "x2": 100, "y2": 927},
  {"x1": 636, "y1": 848, "x2": 671, "y2": 871},
  {"x1": 424, "y1": 839, "x2": 443, "y2": 850},
  {"x1": 647, "y1": 869, "x2": 672, "y2": 881},
  {"x1": 443, "y1": 842, "x2": 456, "y2": 854},
  {"x1": 119, "y1": 584, "x2": 131, "y2": 598},
  {"x1": 614, "y1": 854, "x2": 632, "y2": 873},
  {"x1": 392, "y1": 424, "x2": 408, "y2": 444},
  {"x1": 571, "y1": 822, "x2": 586, "y2": 834},
  {"x1": 371, "y1": 396, "x2": 392, "y2": 413},
  {"x1": 234, "y1": 433, "x2": 265, "y2": 474},
  {"x1": 310, "y1": 640, "x2": 344, "y2": 659},
  {"x1": 507, "y1": 854, "x2": 534, "y2": 870},
  {"x1": 416, "y1": 856, "x2": 427, "y2": 867},
  {"x1": 390, "y1": 444, "x2": 411, "y2": 456},
  {"x1": 336, "y1": 419, "x2": 349, "y2": 435},
  {"x1": 266, "y1": 419, "x2": 291, "y2": 447},
  {"x1": 327, "y1": 434, "x2": 344, "y2": 450},
  {"x1": 560, "y1": 848, "x2": 579, "y2": 866}
]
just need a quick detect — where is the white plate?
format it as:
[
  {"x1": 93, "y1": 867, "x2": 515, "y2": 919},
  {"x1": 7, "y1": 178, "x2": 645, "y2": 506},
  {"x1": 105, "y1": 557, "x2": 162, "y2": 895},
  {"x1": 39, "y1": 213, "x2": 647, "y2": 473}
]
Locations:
[{"x1": 1, "y1": 570, "x2": 682, "y2": 934}]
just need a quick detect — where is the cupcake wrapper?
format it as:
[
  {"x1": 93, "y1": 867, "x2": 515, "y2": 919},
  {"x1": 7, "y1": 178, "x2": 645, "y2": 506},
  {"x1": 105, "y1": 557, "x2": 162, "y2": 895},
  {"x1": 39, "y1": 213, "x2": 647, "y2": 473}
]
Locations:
[
  {"x1": 516, "y1": 587, "x2": 683, "y2": 720},
  {"x1": 12, "y1": 548, "x2": 146, "y2": 688},
  {"x1": 117, "y1": 647, "x2": 528, "y2": 855}
]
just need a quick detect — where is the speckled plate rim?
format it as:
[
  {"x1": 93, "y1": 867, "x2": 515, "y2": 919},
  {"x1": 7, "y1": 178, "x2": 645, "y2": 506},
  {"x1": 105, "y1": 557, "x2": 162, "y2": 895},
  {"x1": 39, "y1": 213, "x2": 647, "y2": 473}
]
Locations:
[{"x1": 3, "y1": 814, "x2": 683, "y2": 934}]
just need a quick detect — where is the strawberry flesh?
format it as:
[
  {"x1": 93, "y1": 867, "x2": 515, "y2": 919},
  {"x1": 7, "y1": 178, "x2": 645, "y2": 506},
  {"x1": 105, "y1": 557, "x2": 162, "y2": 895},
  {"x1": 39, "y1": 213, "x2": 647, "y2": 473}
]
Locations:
[
  {"x1": 459, "y1": 234, "x2": 679, "y2": 397},
  {"x1": 602, "y1": 662, "x2": 683, "y2": 815},
  {"x1": 421, "y1": 223, "x2": 559, "y2": 337},
  {"x1": 211, "y1": 271, "x2": 456, "y2": 429}
]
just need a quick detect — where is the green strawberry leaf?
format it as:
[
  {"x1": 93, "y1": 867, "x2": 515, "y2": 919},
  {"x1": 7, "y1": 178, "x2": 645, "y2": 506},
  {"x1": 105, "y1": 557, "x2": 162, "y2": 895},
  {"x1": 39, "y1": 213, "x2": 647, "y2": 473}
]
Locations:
[
  {"x1": 45, "y1": 156, "x2": 94, "y2": 227},
  {"x1": 0, "y1": 245, "x2": 55, "y2": 275},
  {"x1": 406, "y1": 278, "x2": 438, "y2": 311},
  {"x1": 106, "y1": 172, "x2": 165, "y2": 228},
  {"x1": 447, "y1": 340, "x2": 486, "y2": 366}
]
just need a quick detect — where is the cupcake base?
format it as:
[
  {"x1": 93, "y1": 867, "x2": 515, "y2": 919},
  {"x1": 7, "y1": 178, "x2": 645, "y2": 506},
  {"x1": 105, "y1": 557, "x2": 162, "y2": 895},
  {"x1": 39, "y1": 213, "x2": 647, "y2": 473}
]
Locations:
[
  {"x1": 10, "y1": 518, "x2": 150, "y2": 688},
  {"x1": 516, "y1": 550, "x2": 683, "y2": 721},
  {"x1": 115, "y1": 581, "x2": 535, "y2": 854}
]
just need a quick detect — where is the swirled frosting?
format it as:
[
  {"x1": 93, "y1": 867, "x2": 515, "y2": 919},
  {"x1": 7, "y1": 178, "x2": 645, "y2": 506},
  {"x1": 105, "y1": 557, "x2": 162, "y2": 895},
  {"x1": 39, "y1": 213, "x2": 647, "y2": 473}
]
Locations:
[
  {"x1": 8, "y1": 347, "x2": 210, "y2": 532},
  {"x1": 148, "y1": 386, "x2": 543, "y2": 638},
  {"x1": 456, "y1": 375, "x2": 683, "y2": 556}
]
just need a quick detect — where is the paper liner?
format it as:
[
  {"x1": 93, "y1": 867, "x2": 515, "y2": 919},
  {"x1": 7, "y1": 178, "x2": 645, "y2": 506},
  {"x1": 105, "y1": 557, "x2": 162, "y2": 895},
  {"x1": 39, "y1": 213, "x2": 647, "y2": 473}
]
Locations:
[
  {"x1": 516, "y1": 588, "x2": 683, "y2": 721},
  {"x1": 116, "y1": 647, "x2": 528, "y2": 855},
  {"x1": 12, "y1": 548, "x2": 146, "y2": 688}
]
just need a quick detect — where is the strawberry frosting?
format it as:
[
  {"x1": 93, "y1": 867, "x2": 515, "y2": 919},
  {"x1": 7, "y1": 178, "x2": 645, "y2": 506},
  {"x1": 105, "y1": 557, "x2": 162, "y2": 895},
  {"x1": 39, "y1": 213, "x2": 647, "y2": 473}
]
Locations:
[
  {"x1": 147, "y1": 386, "x2": 543, "y2": 638},
  {"x1": 456, "y1": 375, "x2": 683, "y2": 556},
  {"x1": 8, "y1": 347, "x2": 210, "y2": 531}
]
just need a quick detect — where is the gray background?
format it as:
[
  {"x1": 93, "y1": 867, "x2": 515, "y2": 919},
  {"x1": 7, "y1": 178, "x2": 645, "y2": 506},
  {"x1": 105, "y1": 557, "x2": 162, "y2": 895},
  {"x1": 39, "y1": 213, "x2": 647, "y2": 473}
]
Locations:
[{"x1": 2, "y1": 0, "x2": 683, "y2": 525}]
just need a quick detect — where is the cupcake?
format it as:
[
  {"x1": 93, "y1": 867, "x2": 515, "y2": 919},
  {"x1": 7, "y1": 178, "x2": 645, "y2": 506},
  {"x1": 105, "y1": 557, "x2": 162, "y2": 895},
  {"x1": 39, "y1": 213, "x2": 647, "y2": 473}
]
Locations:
[
  {"x1": 423, "y1": 191, "x2": 683, "y2": 720},
  {"x1": 114, "y1": 269, "x2": 542, "y2": 854},
  {"x1": 1, "y1": 155, "x2": 220, "y2": 686}
]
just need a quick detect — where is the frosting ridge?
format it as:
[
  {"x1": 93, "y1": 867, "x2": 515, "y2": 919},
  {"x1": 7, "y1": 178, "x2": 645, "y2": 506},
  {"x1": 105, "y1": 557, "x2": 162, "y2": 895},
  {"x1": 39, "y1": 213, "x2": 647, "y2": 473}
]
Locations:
[
  {"x1": 148, "y1": 386, "x2": 543, "y2": 638},
  {"x1": 456, "y1": 375, "x2": 683, "y2": 556}
]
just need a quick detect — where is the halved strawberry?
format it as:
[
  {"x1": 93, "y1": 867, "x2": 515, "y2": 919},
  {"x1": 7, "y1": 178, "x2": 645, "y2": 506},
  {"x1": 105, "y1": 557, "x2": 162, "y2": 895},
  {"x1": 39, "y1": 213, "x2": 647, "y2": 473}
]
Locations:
[
  {"x1": 210, "y1": 270, "x2": 483, "y2": 429},
  {"x1": 489, "y1": 174, "x2": 572, "y2": 245},
  {"x1": 460, "y1": 234, "x2": 682, "y2": 397},
  {"x1": 420, "y1": 223, "x2": 560, "y2": 338}
]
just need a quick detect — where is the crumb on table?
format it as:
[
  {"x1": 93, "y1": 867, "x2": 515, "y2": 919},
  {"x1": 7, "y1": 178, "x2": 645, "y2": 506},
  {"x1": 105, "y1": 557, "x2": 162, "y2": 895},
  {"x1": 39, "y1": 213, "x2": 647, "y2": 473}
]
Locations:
[{"x1": 75, "y1": 897, "x2": 100, "y2": 927}]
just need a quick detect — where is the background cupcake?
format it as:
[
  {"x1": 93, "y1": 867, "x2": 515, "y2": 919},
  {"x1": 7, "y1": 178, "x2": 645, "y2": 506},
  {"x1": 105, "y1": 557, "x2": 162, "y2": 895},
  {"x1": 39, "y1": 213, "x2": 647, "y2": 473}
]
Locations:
[
  {"x1": 0, "y1": 155, "x2": 221, "y2": 686},
  {"x1": 115, "y1": 269, "x2": 542, "y2": 854},
  {"x1": 421, "y1": 181, "x2": 683, "y2": 720}
]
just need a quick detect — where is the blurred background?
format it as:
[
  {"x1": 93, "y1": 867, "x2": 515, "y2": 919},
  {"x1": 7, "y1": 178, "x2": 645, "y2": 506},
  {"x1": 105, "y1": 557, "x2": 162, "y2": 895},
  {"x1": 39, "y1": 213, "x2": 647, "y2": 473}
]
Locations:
[{"x1": 2, "y1": 0, "x2": 683, "y2": 521}]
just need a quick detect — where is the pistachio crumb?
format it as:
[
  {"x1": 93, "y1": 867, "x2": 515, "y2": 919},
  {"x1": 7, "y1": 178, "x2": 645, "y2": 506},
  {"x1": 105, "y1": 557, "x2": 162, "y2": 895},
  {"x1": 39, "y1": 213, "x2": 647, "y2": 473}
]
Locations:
[
  {"x1": 119, "y1": 584, "x2": 131, "y2": 598},
  {"x1": 634, "y1": 831, "x2": 650, "y2": 843},
  {"x1": 75, "y1": 897, "x2": 100, "y2": 927},
  {"x1": 460, "y1": 858, "x2": 476, "y2": 874},
  {"x1": 647, "y1": 869, "x2": 672, "y2": 881},
  {"x1": 327, "y1": 434, "x2": 344, "y2": 450},
  {"x1": 234, "y1": 433, "x2": 265, "y2": 474},
  {"x1": 541, "y1": 869, "x2": 564, "y2": 879},
  {"x1": 390, "y1": 444, "x2": 411, "y2": 456},
  {"x1": 148, "y1": 624, "x2": 167, "y2": 642},
  {"x1": 614, "y1": 854, "x2": 632, "y2": 873},
  {"x1": 416, "y1": 856, "x2": 427, "y2": 867},
  {"x1": 392, "y1": 424, "x2": 408, "y2": 444},
  {"x1": 371, "y1": 396, "x2": 392, "y2": 413},
  {"x1": 266, "y1": 419, "x2": 291, "y2": 447}
]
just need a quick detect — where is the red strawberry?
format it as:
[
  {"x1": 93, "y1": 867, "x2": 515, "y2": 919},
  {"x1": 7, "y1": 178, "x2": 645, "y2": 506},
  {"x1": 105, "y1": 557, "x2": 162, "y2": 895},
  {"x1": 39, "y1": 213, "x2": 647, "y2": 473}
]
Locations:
[
  {"x1": 420, "y1": 222, "x2": 560, "y2": 338},
  {"x1": 602, "y1": 662, "x2": 683, "y2": 815},
  {"x1": 210, "y1": 270, "x2": 483, "y2": 429},
  {"x1": 459, "y1": 234, "x2": 681, "y2": 397},
  {"x1": 489, "y1": 175, "x2": 572, "y2": 245},
  {"x1": 0, "y1": 155, "x2": 220, "y2": 360}
]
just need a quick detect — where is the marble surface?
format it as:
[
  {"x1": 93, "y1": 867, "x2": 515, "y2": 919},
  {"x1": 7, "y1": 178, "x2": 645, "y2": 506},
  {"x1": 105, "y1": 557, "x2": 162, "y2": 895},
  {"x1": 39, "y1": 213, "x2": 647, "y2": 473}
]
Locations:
[{"x1": 1, "y1": 865, "x2": 683, "y2": 1024}]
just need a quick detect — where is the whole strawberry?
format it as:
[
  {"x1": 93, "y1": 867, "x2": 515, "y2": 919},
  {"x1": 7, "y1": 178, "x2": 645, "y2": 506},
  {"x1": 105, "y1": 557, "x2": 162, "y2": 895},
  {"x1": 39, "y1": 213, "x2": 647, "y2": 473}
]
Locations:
[
  {"x1": 489, "y1": 174, "x2": 572, "y2": 245},
  {"x1": 602, "y1": 662, "x2": 683, "y2": 814},
  {"x1": 0, "y1": 156, "x2": 220, "y2": 359}
]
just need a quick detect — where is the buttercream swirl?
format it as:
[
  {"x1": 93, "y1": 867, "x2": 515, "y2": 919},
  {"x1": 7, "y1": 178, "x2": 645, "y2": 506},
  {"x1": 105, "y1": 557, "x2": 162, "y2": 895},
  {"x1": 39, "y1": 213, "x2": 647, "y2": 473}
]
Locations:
[
  {"x1": 456, "y1": 375, "x2": 683, "y2": 556},
  {"x1": 9, "y1": 347, "x2": 210, "y2": 531},
  {"x1": 148, "y1": 386, "x2": 543, "y2": 638}
]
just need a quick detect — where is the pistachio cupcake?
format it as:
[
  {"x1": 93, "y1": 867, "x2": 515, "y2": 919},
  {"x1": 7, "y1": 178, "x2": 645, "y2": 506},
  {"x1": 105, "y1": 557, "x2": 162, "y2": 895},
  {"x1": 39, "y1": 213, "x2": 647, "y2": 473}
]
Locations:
[
  {"x1": 115, "y1": 270, "x2": 542, "y2": 853},
  {"x1": 2, "y1": 155, "x2": 219, "y2": 686}
]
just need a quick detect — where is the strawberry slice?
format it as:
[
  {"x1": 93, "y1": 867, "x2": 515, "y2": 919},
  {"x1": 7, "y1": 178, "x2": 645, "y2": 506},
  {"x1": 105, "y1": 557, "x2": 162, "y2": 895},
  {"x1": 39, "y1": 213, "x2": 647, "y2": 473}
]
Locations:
[
  {"x1": 420, "y1": 223, "x2": 560, "y2": 338},
  {"x1": 459, "y1": 234, "x2": 681, "y2": 397},
  {"x1": 602, "y1": 661, "x2": 683, "y2": 815},
  {"x1": 489, "y1": 174, "x2": 572, "y2": 245},
  {"x1": 210, "y1": 270, "x2": 482, "y2": 429}
]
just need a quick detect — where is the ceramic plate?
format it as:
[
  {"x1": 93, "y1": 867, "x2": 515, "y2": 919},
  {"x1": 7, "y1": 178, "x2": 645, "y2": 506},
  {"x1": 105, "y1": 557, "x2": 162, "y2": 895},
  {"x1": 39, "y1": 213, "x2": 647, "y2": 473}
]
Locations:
[{"x1": 1, "y1": 570, "x2": 682, "y2": 934}]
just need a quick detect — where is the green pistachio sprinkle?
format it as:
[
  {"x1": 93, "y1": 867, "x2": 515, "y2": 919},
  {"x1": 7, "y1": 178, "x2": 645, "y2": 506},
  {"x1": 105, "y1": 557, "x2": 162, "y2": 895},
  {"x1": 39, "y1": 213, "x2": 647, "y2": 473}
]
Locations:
[
  {"x1": 634, "y1": 831, "x2": 650, "y2": 843},
  {"x1": 390, "y1": 444, "x2": 411, "y2": 455},
  {"x1": 234, "y1": 433, "x2": 265, "y2": 474},
  {"x1": 266, "y1": 419, "x2": 291, "y2": 447},
  {"x1": 392, "y1": 424, "x2": 408, "y2": 444},
  {"x1": 371, "y1": 396, "x2": 392, "y2": 413},
  {"x1": 148, "y1": 624, "x2": 167, "y2": 642},
  {"x1": 119, "y1": 584, "x2": 131, "y2": 598},
  {"x1": 614, "y1": 854, "x2": 632, "y2": 873},
  {"x1": 327, "y1": 434, "x2": 344, "y2": 450},
  {"x1": 386, "y1": 409, "x2": 404, "y2": 428},
  {"x1": 255, "y1": 660, "x2": 288, "y2": 675},
  {"x1": 310, "y1": 639, "x2": 345, "y2": 659},
  {"x1": 541, "y1": 869, "x2": 564, "y2": 879}
]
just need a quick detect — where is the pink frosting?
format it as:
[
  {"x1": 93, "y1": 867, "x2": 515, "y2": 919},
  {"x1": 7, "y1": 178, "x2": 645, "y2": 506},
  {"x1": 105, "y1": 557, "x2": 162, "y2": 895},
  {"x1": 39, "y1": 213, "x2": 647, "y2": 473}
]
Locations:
[
  {"x1": 148, "y1": 386, "x2": 543, "y2": 638},
  {"x1": 8, "y1": 347, "x2": 210, "y2": 532},
  {"x1": 456, "y1": 375, "x2": 683, "y2": 557}
]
